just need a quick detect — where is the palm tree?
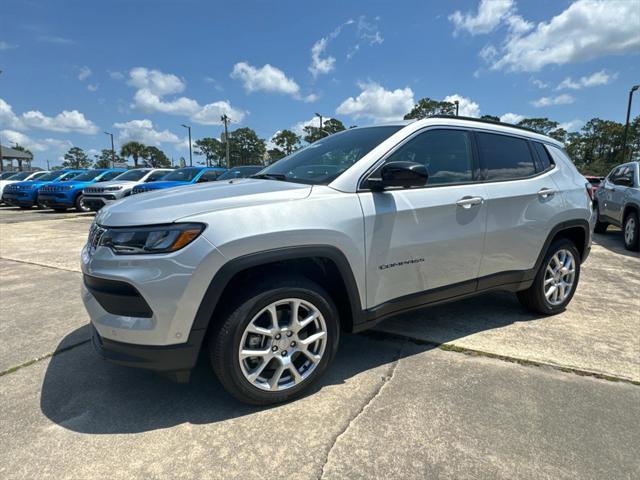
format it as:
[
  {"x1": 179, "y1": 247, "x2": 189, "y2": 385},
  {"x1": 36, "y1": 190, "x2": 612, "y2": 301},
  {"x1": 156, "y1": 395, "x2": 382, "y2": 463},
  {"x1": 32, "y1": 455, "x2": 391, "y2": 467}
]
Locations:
[{"x1": 120, "y1": 141, "x2": 146, "y2": 168}]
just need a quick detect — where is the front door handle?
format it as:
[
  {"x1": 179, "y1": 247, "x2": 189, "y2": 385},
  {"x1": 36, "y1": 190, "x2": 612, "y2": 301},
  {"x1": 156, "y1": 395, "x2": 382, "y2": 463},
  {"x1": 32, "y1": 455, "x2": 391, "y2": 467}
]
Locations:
[
  {"x1": 456, "y1": 196, "x2": 484, "y2": 209},
  {"x1": 537, "y1": 188, "x2": 556, "y2": 198}
]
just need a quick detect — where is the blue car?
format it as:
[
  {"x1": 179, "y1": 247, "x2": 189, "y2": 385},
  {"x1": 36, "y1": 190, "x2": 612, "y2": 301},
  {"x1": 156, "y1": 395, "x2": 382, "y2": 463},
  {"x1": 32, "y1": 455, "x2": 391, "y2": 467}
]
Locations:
[
  {"x1": 38, "y1": 168, "x2": 127, "y2": 212},
  {"x1": 2, "y1": 170, "x2": 86, "y2": 209},
  {"x1": 131, "y1": 167, "x2": 226, "y2": 194}
]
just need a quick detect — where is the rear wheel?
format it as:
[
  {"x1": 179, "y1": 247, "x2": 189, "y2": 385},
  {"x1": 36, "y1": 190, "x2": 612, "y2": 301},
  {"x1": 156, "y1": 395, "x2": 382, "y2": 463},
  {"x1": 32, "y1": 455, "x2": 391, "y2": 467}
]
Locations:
[
  {"x1": 75, "y1": 194, "x2": 90, "y2": 212},
  {"x1": 593, "y1": 203, "x2": 608, "y2": 233},
  {"x1": 623, "y1": 211, "x2": 639, "y2": 251},
  {"x1": 209, "y1": 275, "x2": 340, "y2": 405},
  {"x1": 517, "y1": 238, "x2": 580, "y2": 315}
]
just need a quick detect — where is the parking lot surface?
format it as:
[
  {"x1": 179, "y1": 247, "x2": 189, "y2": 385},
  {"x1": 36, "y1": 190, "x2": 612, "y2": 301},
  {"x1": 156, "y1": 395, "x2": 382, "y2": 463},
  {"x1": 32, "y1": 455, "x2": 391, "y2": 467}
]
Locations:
[{"x1": 1, "y1": 205, "x2": 639, "y2": 479}]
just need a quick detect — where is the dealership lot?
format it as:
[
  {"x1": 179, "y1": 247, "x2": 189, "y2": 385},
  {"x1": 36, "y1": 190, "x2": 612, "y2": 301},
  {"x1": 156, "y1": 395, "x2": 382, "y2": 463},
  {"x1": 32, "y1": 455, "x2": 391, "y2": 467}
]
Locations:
[{"x1": 0, "y1": 207, "x2": 638, "y2": 479}]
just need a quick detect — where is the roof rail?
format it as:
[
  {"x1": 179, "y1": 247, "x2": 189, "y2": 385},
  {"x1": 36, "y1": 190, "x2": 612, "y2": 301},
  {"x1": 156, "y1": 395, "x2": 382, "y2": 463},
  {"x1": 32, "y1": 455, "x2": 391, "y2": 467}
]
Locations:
[{"x1": 427, "y1": 114, "x2": 541, "y2": 135}]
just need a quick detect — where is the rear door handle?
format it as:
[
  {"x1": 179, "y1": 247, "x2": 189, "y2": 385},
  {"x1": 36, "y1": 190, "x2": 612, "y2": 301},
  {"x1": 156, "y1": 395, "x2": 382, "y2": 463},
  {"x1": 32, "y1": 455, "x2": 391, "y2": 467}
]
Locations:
[
  {"x1": 537, "y1": 188, "x2": 555, "y2": 198},
  {"x1": 456, "y1": 196, "x2": 484, "y2": 209}
]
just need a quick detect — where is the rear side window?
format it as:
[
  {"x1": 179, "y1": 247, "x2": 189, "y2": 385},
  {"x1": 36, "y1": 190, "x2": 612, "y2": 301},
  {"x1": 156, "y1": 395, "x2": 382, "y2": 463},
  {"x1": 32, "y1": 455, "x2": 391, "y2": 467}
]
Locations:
[
  {"x1": 197, "y1": 170, "x2": 223, "y2": 182},
  {"x1": 383, "y1": 129, "x2": 474, "y2": 185},
  {"x1": 531, "y1": 142, "x2": 553, "y2": 172},
  {"x1": 477, "y1": 132, "x2": 536, "y2": 181}
]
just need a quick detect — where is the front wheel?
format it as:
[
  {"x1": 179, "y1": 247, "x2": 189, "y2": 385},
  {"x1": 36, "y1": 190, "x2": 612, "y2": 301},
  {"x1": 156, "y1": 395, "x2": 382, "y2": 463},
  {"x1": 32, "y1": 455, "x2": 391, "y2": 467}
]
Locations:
[
  {"x1": 623, "y1": 211, "x2": 639, "y2": 251},
  {"x1": 75, "y1": 194, "x2": 91, "y2": 212},
  {"x1": 593, "y1": 203, "x2": 608, "y2": 233},
  {"x1": 517, "y1": 238, "x2": 581, "y2": 315},
  {"x1": 209, "y1": 276, "x2": 340, "y2": 405}
]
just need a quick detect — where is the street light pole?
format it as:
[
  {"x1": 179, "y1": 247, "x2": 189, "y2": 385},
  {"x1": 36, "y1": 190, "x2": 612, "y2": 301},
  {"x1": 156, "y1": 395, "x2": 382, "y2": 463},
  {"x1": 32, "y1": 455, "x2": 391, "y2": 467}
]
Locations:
[
  {"x1": 454, "y1": 100, "x2": 459, "y2": 117},
  {"x1": 221, "y1": 114, "x2": 230, "y2": 168},
  {"x1": 622, "y1": 85, "x2": 639, "y2": 162},
  {"x1": 104, "y1": 131, "x2": 115, "y2": 168},
  {"x1": 315, "y1": 112, "x2": 323, "y2": 133},
  {"x1": 181, "y1": 124, "x2": 193, "y2": 166}
]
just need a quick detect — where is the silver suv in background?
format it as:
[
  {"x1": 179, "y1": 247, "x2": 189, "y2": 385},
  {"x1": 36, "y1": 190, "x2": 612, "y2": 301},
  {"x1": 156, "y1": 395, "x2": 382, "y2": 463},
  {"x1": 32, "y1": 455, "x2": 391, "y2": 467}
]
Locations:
[
  {"x1": 82, "y1": 117, "x2": 593, "y2": 405},
  {"x1": 82, "y1": 168, "x2": 172, "y2": 211},
  {"x1": 594, "y1": 161, "x2": 640, "y2": 251}
]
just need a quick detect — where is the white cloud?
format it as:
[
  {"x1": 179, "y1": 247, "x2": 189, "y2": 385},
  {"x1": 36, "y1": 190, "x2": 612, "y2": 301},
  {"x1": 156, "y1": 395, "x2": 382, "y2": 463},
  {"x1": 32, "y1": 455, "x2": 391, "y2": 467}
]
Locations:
[
  {"x1": 449, "y1": 0, "x2": 515, "y2": 36},
  {"x1": 0, "y1": 41, "x2": 18, "y2": 50},
  {"x1": 489, "y1": 0, "x2": 640, "y2": 71},
  {"x1": 231, "y1": 62, "x2": 300, "y2": 96},
  {"x1": 500, "y1": 113, "x2": 524, "y2": 124},
  {"x1": 127, "y1": 67, "x2": 246, "y2": 125},
  {"x1": 336, "y1": 82, "x2": 414, "y2": 122},
  {"x1": 0, "y1": 98, "x2": 25, "y2": 129},
  {"x1": 558, "y1": 119, "x2": 584, "y2": 132},
  {"x1": 108, "y1": 70, "x2": 125, "y2": 80},
  {"x1": 128, "y1": 67, "x2": 185, "y2": 96},
  {"x1": 21, "y1": 109, "x2": 98, "y2": 134},
  {"x1": 556, "y1": 70, "x2": 617, "y2": 90},
  {"x1": 347, "y1": 16, "x2": 384, "y2": 59},
  {"x1": 87, "y1": 84, "x2": 99, "y2": 92},
  {"x1": 531, "y1": 94, "x2": 574, "y2": 108},
  {"x1": 531, "y1": 78, "x2": 549, "y2": 89},
  {"x1": 37, "y1": 35, "x2": 74, "y2": 45},
  {"x1": 443, "y1": 94, "x2": 481, "y2": 117},
  {"x1": 77, "y1": 66, "x2": 91, "y2": 81},
  {"x1": 0, "y1": 129, "x2": 72, "y2": 153},
  {"x1": 309, "y1": 37, "x2": 336, "y2": 78},
  {"x1": 291, "y1": 117, "x2": 333, "y2": 137},
  {"x1": 113, "y1": 119, "x2": 181, "y2": 146}
]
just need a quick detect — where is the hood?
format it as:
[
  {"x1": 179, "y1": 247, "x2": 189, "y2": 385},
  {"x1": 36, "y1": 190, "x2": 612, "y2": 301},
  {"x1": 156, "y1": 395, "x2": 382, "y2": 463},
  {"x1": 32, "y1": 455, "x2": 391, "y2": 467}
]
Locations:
[
  {"x1": 97, "y1": 178, "x2": 312, "y2": 227},
  {"x1": 84, "y1": 180, "x2": 139, "y2": 191},
  {"x1": 134, "y1": 180, "x2": 189, "y2": 190},
  {"x1": 4, "y1": 180, "x2": 45, "y2": 190}
]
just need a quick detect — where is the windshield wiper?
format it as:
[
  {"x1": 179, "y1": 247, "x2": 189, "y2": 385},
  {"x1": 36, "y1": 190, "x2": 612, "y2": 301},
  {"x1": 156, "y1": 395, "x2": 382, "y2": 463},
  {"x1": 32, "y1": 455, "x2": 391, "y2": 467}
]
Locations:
[{"x1": 251, "y1": 173, "x2": 288, "y2": 181}]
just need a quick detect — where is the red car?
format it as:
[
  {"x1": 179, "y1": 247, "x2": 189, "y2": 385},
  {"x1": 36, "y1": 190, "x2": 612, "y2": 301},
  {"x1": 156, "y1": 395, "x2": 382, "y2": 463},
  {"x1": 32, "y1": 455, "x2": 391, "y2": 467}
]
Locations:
[{"x1": 585, "y1": 175, "x2": 603, "y2": 198}]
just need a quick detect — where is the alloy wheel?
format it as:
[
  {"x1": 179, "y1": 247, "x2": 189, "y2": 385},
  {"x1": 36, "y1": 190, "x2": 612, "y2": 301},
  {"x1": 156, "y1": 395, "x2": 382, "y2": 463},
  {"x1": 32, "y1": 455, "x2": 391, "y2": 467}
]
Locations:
[
  {"x1": 543, "y1": 249, "x2": 576, "y2": 306},
  {"x1": 625, "y1": 217, "x2": 636, "y2": 246},
  {"x1": 238, "y1": 298, "x2": 327, "y2": 392}
]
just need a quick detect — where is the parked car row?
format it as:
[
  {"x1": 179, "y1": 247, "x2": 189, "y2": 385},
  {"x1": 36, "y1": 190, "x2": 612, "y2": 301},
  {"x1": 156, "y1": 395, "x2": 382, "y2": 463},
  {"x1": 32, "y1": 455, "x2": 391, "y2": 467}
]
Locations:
[{"x1": 0, "y1": 165, "x2": 264, "y2": 212}]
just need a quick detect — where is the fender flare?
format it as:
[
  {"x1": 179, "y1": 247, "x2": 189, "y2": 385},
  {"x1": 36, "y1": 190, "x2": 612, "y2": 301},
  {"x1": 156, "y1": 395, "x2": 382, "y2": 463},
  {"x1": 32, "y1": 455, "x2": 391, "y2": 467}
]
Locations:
[{"x1": 533, "y1": 219, "x2": 591, "y2": 271}]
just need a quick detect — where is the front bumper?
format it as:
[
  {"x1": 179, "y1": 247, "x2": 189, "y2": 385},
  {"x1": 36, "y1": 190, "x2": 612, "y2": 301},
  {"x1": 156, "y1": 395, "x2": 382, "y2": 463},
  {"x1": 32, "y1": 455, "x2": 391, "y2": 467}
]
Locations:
[
  {"x1": 82, "y1": 194, "x2": 121, "y2": 210},
  {"x1": 2, "y1": 191, "x2": 37, "y2": 206},
  {"x1": 38, "y1": 193, "x2": 74, "y2": 207}
]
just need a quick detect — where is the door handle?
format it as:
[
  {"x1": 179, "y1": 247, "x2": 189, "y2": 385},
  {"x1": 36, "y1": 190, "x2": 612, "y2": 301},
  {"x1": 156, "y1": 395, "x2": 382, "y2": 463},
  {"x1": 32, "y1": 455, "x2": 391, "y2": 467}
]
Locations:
[
  {"x1": 456, "y1": 196, "x2": 484, "y2": 209},
  {"x1": 537, "y1": 188, "x2": 555, "y2": 198}
]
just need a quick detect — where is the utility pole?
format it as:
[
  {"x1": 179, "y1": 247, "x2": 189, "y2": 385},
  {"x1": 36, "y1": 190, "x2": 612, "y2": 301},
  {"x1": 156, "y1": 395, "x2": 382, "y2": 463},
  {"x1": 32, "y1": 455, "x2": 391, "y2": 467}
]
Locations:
[
  {"x1": 104, "y1": 131, "x2": 116, "y2": 167},
  {"x1": 221, "y1": 114, "x2": 230, "y2": 168},
  {"x1": 181, "y1": 124, "x2": 193, "y2": 166},
  {"x1": 46, "y1": 159, "x2": 50, "y2": 170},
  {"x1": 454, "y1": 100, "x2": 459, "y2": 117},
  {"x1": 622, "y1": 85, "x2": 639, "y2": 162}
]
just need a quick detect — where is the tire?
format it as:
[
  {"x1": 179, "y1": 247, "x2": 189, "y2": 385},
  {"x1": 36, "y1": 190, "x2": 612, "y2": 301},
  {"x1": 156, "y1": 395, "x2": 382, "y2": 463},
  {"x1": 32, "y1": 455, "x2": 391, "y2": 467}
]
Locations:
[
  {"x1": 593, "y1": 203, "x2": 608, "y2": 233},
  {"x1": 209, "y1": 275, "x2": 340, "y2": 405},
  {"x1": 52, "y1": 207, "x2": 67, "y2": 212},
  {"x1": 75, "y1": 194, "x2": 90, "y2": 212},
  {"x1": 19, "y1": 205, "x2": 32, "y2": 210},
  {"x1": 517, "y1": 238, "x2": 581, "y2": 315},
  {"x1": 623, "y1": 211, "x2": 639, "y2": 251}
]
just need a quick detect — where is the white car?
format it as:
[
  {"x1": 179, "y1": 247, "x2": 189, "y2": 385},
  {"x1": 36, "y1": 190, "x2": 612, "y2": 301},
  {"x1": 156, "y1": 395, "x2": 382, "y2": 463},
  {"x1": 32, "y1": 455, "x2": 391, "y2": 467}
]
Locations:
[
  {"x1": 0, "y1": 171, "x2": 50, "y2": 203},
  {"x1": 82, "y1": 168, "x2": 172, "y2": 211}
]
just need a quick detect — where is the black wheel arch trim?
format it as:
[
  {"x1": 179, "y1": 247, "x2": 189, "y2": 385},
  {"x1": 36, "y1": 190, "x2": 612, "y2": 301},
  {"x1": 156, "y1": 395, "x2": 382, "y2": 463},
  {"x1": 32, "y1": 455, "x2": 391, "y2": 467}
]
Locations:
[
  {"x1": 191, "y1": 245, "x2": 364, "y2": 333},
  {"x1": 533, "y1": 219, "x2": 591, "y2": 268}
]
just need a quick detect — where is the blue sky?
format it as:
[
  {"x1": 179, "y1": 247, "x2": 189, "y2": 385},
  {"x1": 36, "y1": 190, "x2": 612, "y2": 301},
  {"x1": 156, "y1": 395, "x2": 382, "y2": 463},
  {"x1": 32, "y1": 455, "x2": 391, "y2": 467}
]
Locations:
[{"x1": 1, "y1": 0, "x2": 639, "y2": 168}]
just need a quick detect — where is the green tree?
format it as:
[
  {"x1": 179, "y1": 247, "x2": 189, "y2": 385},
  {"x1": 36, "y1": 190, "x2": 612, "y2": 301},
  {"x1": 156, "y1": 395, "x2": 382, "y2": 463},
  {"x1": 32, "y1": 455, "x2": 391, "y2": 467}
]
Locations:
[
  {"x1": 404, "y1": 97, "x2": 456, "y2": 120},
  {"x1": 303, "y1": 118, "x2": 346, "y2": 143},
  {"x1": 62, "y1": 146, "x2": 91, "y2": 169},
  {"x1": 93, "y1": 149, "x2": 123, "y2": 168},
  {"x1": 142, "y1": 146, "x2": 171, "y2": 168},
  {"x1": 267, "y1": 148, "x2": 286, "y2": 163},
  {"x1": 228, "y1": 127, "x2": 267, "y2": 166},
  {"x1": 12, "y1": 144, "x2": 33, "y2": 158},
  {"x1": 273, "y1": 129, "x2": 301, "y2": 154},
  {"x1": 194, "y1": 137, "x2": 226, "y2": 167},
  {"x1": 120, "y1": 141, "x2": 146, "y2": 167},
  {"x1": 480, "y1": 115, "x2": 500, "y2": 122},
  {"x1": 516, "y1": 118, "x2": 559, "y2": 135}
]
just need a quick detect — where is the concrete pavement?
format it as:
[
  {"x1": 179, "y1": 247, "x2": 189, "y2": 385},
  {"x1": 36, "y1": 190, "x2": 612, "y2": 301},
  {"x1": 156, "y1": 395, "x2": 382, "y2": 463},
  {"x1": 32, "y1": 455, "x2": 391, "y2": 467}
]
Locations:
[{"x1": 0, "y1": 206, "x2": 639, "y2": 479}]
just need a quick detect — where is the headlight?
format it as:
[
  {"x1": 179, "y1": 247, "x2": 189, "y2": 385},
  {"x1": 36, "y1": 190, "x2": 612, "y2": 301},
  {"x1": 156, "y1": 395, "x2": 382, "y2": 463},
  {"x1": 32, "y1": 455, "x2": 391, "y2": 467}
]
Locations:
[
  {"x1": 63, "y1": 185, "x2": 74, "y2": 190},
  {"x1": 105, "y1": 186, "x2": 123, "y2": 191},
  {"x1": 98, "y1": 223, "x2": 205, "y2": 254}
]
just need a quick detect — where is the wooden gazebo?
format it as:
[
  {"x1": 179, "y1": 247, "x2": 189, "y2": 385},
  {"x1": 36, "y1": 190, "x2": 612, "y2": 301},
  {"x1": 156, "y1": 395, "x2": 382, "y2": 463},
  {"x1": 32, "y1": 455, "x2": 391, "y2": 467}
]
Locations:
[{"x1": 0, "y1": 144, "x2": 33, "y2": 171}]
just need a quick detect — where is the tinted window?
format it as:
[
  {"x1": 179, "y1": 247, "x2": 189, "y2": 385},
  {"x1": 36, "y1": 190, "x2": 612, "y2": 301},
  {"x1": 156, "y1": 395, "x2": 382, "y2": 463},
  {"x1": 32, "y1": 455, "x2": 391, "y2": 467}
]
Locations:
[
  {"x1": 532, "y1": 142, "x2": 553, "y2": 172},
  {"x1": 383, "y1": 129, "x2": 474, "y2": 185},
  {"x1": 162, "y1": 168, "x2": 201, "y2": 182},
  {"x1": 99, "y1": 171, "x2": 125, "y2": 181},
  {"x1": 613, "y1": 165, "x2": 634, "y2": 186},
  {"x1": 218, "y1": 166, "x2": 263, "y2": 180},
  {"x1": 72, "y1": 170, "x2": 103, "y2": 181},
  {"x1": 114, "y1": 170, "x2": 149, "y2": 181},
  {"x1": 260, "y1": 126, "x2": 402, "y2": 185},
  {"x1": 197, "y1": 170, "x2": 224, "y2": 182},
  {"x1": 146, "y1": 170, "x2": 170, "y2": 182},
  {"x1": 477, "y1": 132, "x2": 536, "y2": 180},
  {"x1": 6, "y1": 172, "x2": 32, "y2": 180},
  {"x1": 34, "y1": 171, "x2": 62, "y2": 181},
  {"x1": 29, "y1": 171, "x2": 49, "y2": 180}
]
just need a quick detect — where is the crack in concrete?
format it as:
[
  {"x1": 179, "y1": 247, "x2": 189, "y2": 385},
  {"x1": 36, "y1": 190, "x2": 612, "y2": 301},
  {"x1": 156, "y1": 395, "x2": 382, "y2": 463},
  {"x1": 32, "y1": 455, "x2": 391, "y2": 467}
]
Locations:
[
  {"x1": 0, "y1": 256, "x2": 81, "y2": 274},
  {"x1": 0, "y1": 339, "x2": 90, "y2": 377},
  {"x1": 318, "y1": 343, "x2": 404, "y2": 480}
]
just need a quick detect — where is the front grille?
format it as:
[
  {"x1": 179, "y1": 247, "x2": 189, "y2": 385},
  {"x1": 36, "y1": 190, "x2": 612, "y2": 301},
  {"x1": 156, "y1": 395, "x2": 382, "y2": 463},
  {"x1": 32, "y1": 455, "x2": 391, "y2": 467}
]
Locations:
[
  {"x1": 85, "y1": 187, "x2": 105, "y2": 193},
  {"x1": 40, "y1": 185, "x2": 66, "y2": 193}
]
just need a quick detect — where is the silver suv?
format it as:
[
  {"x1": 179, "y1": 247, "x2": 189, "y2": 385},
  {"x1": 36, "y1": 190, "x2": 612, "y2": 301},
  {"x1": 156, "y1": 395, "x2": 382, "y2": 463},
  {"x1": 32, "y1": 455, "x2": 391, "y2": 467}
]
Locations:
[
  {"x1": 82, "y1": 117, "x2": 594, "y2": 404},
  {"x1": 594, "y1": 161, "x2": 640, "y2": 251},
  {"x1": 82, "y1": 168, "x2": 171, "y2": 211}
]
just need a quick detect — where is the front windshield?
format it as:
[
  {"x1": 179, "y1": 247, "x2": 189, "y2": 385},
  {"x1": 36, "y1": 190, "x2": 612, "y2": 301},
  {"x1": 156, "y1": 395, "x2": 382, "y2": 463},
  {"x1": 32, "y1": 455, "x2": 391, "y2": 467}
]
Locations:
[
  {"x1": 29, "y1": 171, "x2": 48, "y2": 180},
  {"x1": 113, "y1": 169, "x2": 148, "y2": 181},
  {"x1": 71, "y1": 170, "x2": 103, "y2": 181},
  {"x1": 1, "y1": 172, "x2": 17, "y2": 179},
  {"x1": 258, "y1": 126, "x2": 402, "y2": 185},
  {"x1": 37, "y1": 171, "x2": 66, "y2": 181},
  {"x1": 6, "y1": 172, "x2": 32, "y2": 181},
  {"x1": 217, "y1": 166, "x2": 263, "y2": 180},
  {"x1": 162, "y1": 168, "x2": 201, "y2": 182}
]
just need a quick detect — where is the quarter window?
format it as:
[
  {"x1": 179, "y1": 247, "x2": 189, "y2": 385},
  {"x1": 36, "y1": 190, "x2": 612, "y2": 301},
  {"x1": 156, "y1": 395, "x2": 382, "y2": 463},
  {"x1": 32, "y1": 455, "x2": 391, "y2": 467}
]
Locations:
[
  {"x1": 382, "y1": 129, "x2": 474, "y2": 185},
  {"x1": 477, "y1": 132, "x2": 536, "y2": 180},
  {"x1": 531, "y1": 142, "x2": 553, "y2": 172},
  {"x1": 198, "y1": 170, "x2": 223, "y2": 182}
]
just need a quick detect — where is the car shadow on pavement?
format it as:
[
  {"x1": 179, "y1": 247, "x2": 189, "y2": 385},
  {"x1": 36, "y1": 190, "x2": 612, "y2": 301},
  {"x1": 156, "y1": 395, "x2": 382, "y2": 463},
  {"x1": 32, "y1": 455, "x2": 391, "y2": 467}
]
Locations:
[
  {"x1": 40, "y1": 292, "x2": 545, "y2": 435},
  {"x1": 593, "y1": 231, "x2": 640, "y2": 259}
]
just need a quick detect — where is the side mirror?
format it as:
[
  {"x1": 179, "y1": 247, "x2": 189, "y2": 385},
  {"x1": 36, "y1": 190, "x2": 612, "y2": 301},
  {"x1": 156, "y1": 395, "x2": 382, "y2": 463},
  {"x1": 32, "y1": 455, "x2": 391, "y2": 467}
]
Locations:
[{"x1": 369, "y1": 161, "x2": 428, "y2": 190}]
